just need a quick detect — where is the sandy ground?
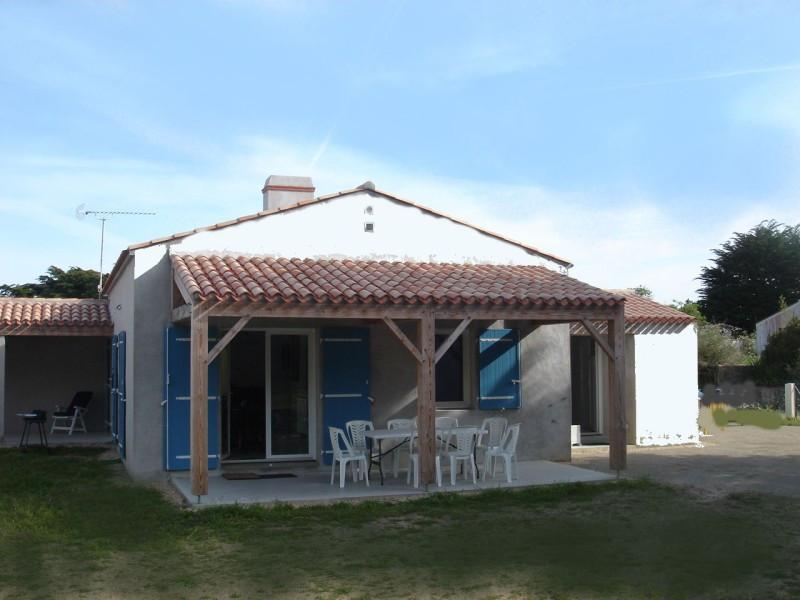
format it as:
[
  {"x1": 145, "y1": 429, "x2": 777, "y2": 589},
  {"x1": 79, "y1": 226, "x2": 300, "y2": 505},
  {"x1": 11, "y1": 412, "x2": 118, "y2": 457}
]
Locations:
[{"x1": 572, "y1": 424, "x2": 800, "y2": 498}]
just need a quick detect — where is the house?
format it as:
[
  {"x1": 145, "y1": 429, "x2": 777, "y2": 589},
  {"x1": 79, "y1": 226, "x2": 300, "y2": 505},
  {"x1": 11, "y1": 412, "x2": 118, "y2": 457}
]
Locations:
[
  {"x1": 571, "y1": 291, "x2": 698, "y2": 446},
  {"x1": 0, "y1": 299, "x2": 112, "y2": 438},
  {"x1": 0, "y1": 176, "x2": 698, "y2": 498},
  {"x1": 755, "y1": 299, "x2": 800, "y2": 354}
]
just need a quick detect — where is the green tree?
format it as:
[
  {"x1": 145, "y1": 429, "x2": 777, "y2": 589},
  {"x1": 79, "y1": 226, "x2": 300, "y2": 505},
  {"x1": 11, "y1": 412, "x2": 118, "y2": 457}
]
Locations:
[
  {"x1": 631, "y1": 285, "x2": 653, "y2": 298},
  {"x1": 0, "y1": 266, "x2": 103, "y2": 299},
  {"x1": 698, "y1": 220, "x2": 800, "y2": 331},
  {"x1": 671, "y1": 299, "x2": 707, "y2": 324},
  {"x1": 670, "y1": 300, "x2": 754, "y2": 366},
  {"x1": 697, "y1": 323, "x2": 755, "y2": 367}
]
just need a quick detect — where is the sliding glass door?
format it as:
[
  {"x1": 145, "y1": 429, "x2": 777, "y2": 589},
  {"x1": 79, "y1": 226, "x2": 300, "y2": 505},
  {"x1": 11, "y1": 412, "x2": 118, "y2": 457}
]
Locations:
[
  {"x1": 222, "y1": 329, "x2": 315, "y2": 462},
  {"x1": 267, "y1": 331, "x2": 315, "y2": 460}
]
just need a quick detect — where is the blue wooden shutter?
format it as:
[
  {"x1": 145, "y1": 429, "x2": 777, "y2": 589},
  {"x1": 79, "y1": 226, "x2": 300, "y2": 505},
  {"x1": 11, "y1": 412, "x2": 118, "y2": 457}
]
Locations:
[
  {"x1": 321, "y1": 327, "x2": 371, "y2": 465},
  {"x1": 163, "y1": 326, "x2": 220, "y2": 471},
  {"x1": 117, "y1": 331, "x2": 127, "y2": 458},
  {"x1": 478, "y1": 328, "x2": 521, "y2": 410},
  {"x1": 110, "y1": 334, "x2": 118, "y2": 440}
]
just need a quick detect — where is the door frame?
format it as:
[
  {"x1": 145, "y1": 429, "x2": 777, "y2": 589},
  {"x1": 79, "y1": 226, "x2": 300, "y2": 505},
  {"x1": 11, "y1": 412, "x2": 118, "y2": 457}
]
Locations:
[
  {"x1": 221, "y1": 327, "x2": 318, "y2": 463},
  {"x1": 265, "y1": 328, "x2": 317, "y2": 461}
]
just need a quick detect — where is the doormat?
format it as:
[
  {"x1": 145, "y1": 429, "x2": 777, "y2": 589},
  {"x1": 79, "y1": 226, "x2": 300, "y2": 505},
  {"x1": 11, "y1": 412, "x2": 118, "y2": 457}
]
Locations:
[{"x1": 222, "y1": 472, "x2": 298, "y2": 481}]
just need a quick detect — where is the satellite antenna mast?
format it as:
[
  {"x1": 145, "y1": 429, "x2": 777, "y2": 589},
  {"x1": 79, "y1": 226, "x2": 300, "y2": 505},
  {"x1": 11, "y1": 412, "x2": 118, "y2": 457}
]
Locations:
[{"x1": 76, "y1": 205, "x2": 156, "y2": 297}]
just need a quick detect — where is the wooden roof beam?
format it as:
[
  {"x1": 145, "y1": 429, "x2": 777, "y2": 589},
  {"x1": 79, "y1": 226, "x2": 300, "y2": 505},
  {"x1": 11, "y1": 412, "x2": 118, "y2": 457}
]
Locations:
[{"x1": 383, "y1": 316, "x2": 422, "y2": 363}]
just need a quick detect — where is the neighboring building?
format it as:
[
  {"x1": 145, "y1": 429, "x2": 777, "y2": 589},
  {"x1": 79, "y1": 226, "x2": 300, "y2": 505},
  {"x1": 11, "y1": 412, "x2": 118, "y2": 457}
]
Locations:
[
  {"x1": 570, "y1": 292, "x2": 698, "y2": 446},
  {"x1": 0, "y1": 176, "x2": 699, "y2": 496},
  {"x1": 756, "y1": 300, "x2": 800, "y2": 355},
  {"x1": 0, "y1": 299, "x2": 112, "y2": 437}
]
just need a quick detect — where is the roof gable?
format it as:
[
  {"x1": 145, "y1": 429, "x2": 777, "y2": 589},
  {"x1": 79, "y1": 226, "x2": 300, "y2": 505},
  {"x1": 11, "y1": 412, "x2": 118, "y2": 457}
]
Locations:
[{"x1": 104, "y1": 185, "x2": 572, "y2": 293}]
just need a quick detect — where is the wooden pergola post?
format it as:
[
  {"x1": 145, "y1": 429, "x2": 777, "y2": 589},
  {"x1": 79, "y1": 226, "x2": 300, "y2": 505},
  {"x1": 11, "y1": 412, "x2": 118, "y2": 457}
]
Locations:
[
  {"x1": 190, "y1": 303, "x2": 209, "y2": 497},
  {"x1": 607, "y1": 305, "x2": 627, "y2": 472},
  {"x1": 416, "y1": 311, "x2": 437, "y2": 486}
]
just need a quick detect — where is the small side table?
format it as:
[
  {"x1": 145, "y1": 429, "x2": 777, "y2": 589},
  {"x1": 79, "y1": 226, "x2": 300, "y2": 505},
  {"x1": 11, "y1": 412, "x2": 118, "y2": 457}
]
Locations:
[{"x1": 16, "y1": 410, "x2": 49, "y2": 450}]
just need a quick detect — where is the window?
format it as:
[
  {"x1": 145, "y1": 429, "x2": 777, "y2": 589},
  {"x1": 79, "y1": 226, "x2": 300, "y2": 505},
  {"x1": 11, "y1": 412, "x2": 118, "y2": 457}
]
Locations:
[{"x1": 435, "y1": 332, "x2": 469, "y2": 407}]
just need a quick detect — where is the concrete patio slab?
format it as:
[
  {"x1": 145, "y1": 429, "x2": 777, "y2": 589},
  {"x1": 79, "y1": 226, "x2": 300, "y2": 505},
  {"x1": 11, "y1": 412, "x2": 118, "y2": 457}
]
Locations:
[
  {"x1": 1, "y1": 432, "x2": 113, "y2": 448},
  {"x1": 171, "y1": 459, "x2": 613, "y2": 506}
]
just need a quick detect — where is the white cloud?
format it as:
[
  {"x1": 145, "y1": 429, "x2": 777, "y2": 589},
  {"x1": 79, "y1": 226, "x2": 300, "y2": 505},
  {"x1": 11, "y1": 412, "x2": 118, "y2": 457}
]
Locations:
[
  {"x1": 5, "y1": 134, "x2": 799, "y2": 301},
  {"x1": 369, "y1": 39, "x2": 554, "y2": 88},
  {"x1": 597, "y1": 63, "x2": 800, "y2": 92}
]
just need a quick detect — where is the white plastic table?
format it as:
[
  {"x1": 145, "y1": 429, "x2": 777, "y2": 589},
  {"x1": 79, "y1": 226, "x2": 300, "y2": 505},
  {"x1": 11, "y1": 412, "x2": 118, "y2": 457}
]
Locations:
[{"x1": 364, "y1": 427, "x2": 483, "y2": 485}]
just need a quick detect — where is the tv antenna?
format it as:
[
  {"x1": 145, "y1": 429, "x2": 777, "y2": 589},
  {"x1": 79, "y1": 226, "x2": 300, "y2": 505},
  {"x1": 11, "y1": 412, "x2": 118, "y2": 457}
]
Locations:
[{"x1": 76, "y1": 204, "x2": 156, "y2": 297}]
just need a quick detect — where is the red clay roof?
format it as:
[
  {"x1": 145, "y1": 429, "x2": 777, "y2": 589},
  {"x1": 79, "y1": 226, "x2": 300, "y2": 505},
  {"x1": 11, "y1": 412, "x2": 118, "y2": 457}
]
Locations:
[
  {"x1": 569, "y1": 290, "x2": 694, "y2": 335},
  {"x1": 172, "y1": 254, "x2": 622, "y2": 309},
  {"x1": 0, "y1": 298, "x2": 113, "y2": 335},
  {"x1": 610, "y1": 290, "x2": 694, "y2": 325},
  {"x1": 104, "y1": 185, "x2": 574, "y2": 295}
]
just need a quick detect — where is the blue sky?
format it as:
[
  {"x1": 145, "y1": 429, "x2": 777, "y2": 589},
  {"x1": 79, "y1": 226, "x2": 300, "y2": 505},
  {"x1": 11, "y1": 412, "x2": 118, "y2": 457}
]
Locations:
[{"x1": 2, "y1": 1, "x2": 800, "y2": 301}]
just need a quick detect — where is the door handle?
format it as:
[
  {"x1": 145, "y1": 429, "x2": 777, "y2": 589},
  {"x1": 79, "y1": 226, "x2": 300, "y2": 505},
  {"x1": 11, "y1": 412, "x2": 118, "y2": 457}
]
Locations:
[{"x1": 511, "y1": 379, "x2": 520, "y2": 384}]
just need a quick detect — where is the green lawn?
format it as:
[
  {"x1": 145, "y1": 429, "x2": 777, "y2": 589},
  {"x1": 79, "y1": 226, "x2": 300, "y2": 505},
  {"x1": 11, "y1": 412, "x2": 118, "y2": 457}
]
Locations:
[
  {"x1": 712, "y1": 407, "x2": 800, "y2": 429},
  {"x1": 1, "y1": 448, "x2": 798, "y2": 599}
]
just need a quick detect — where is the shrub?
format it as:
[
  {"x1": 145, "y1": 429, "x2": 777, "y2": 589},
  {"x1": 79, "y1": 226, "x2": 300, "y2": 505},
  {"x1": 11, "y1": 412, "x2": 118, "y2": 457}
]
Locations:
[
  {"x1": 753, "y1": 318, "x2": 800, "y2": 385},
  {"x1": 698, "y1": 323, "x2": 756, "y2": 367}
]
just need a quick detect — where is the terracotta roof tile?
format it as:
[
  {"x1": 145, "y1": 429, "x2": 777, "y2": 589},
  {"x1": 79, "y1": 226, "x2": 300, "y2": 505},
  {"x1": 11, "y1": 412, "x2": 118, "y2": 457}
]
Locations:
[
  {"x1": 0, "y1": 298, "x2": 113, "y2": 335},
  {"x1": 570, "y1": 290, "x2": 694, "y2": 335},
  {"x1": 172, "y1": 254, "x2": 622, "y2": 309},
  {"x1": 610, "y1": 290, "x2": 695, "y2": 325}
]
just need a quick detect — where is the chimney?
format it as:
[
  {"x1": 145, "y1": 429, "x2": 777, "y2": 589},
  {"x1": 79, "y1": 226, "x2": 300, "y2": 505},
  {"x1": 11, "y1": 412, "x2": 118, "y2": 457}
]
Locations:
[{"x1": 262, "y1": 175, "x2": 315, "y2": 211}]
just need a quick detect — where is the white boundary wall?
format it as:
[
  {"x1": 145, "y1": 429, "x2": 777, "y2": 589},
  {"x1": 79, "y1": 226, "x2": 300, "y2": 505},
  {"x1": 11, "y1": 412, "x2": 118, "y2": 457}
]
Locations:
[
  {"x1": 633, "y1": 325, "x2": 700, "y2": 446},
  {"x1": 756, "y1": 300, "x2": 800, "y2": 354}
]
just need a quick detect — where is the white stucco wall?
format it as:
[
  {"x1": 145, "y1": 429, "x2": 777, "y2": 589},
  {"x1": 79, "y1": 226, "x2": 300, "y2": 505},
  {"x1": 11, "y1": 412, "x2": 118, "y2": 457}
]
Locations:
[
  {"x1": 632, "y1": 325, "x2": 699, "y2": 446},
  {"x1": 174, "y1": 191, "x2": 560, "y2": 268},
  {"x1": 108, "y1": 256, "x2": 135, "y2": 462}
]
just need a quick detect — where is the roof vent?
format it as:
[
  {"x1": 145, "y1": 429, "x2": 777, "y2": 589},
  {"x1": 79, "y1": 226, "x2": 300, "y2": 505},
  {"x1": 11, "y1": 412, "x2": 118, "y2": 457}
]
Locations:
[
  {"x1": 262, "y1": 175, "x2": 315, "y2": 211},
  {"x1": 357, "y1": 180, "x2": 376, "y2": 191}
]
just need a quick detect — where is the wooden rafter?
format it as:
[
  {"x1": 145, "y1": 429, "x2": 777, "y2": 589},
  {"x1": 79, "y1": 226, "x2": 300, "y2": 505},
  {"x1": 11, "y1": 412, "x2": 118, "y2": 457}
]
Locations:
[
  {"x1": 207, "y1": 303, "x2": 620, "y2": 322},
  {"x1": 0, "y1": 326, "x2": 113, "y2": 337},
  {"x1": 173, "y1": 269, "x2": 194, "y2": 305},
  {"x1": 195, "y1": 300, "x2": 220, "y2": 322},
  {"x1": 171, "y1": 304, "x2": 192, "y2": 323},
  {"x1": 207, "y1": 316, "x2": 251, "y2": 364},
  {"x1": 434, "y1": 316, "x2": 472, "y2": 364},
  {"x1": 580, "y1": 319, "x2": 614, "y2": 360},
  {"x1": 382, "y1": 317, "x2": 422, "y2": 363}
]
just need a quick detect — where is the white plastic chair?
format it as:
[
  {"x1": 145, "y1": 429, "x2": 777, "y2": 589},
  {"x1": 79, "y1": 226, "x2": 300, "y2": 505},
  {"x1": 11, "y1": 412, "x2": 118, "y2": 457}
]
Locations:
[
  {"x1": 482, "y1": 423, "x2": 520, "y2": 483},
  {"x1": 434, "y1": 416, "x2": 458, "y2": 452},
  {"x1": 387, "y1": 418, "x2": 415, "y2": 477},
  {"x1": 346, "y1": 420, "x2": 374, "y2": 461},
  {"x1": 407, "y1": 431, "x2": 442, "y2": 488},
  {"x1": 476, "y1": 417, "x2": 507, "y2": 470},
  {"x1": 446, "y1": 427, "x2": 478, "y2": 486},
  {"x1": 329, "y1": 427, "x2": 370, "y2": 489}
]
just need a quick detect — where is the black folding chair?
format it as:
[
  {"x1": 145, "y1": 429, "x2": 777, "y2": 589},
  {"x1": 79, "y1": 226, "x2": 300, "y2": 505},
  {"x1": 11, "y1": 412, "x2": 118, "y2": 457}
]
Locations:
[{"x1": 50, "y1": 391, "x2": 93, "y2": 435}]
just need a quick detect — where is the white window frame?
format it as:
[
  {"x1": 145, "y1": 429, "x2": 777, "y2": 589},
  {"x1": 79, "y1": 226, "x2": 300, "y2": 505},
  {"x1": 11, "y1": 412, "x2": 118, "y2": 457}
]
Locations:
[{"x1": 434, "y1": 327, "x2": 473, "y2": 410}]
